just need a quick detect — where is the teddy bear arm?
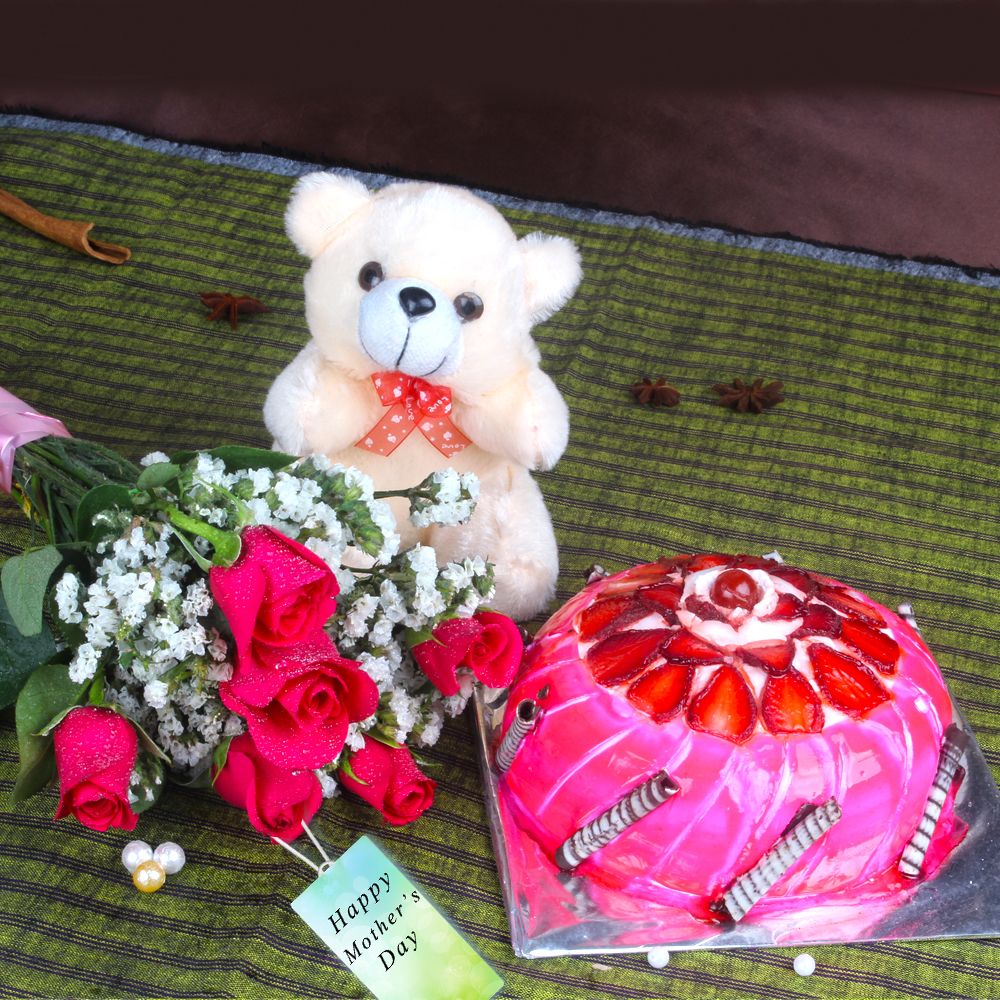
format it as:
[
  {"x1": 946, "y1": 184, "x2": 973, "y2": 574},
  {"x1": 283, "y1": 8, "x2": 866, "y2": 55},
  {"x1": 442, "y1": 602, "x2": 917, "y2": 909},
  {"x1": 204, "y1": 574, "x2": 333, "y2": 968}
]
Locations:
[
  {"x1": 265, "y1": 346, "x2": 375, "y2": 457},
  {"x1": 459, "y1": 368, "x2": 569, "y2": 471}
]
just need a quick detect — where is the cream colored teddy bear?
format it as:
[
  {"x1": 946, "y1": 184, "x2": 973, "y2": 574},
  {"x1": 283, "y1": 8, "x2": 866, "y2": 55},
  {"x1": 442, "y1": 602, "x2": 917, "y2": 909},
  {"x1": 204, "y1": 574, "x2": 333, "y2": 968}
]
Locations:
[{"x1": 264, "y1": 174, "x2": 582, "y2": 620}]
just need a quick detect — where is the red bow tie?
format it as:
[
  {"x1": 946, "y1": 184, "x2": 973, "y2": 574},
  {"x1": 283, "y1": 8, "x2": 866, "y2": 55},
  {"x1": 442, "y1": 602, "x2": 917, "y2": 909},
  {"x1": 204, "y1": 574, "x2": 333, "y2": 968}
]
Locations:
[{"x1": 356, "y1": 372, "x2": 472, "y2": 458}]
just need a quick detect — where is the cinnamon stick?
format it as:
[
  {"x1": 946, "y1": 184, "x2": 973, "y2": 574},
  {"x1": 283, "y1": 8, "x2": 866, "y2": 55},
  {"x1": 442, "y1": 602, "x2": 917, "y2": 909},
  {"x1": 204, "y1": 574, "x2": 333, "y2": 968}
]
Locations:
[{"x1": 0, "y1": 186, "x2": 130, "y2": 264}]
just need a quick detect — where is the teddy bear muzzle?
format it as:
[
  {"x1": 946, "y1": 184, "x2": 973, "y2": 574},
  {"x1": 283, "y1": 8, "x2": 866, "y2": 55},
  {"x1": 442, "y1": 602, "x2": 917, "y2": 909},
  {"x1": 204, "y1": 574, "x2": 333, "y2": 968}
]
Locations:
[{"x1": 358, "y1": 276, "x2": 464, "y2": 379}]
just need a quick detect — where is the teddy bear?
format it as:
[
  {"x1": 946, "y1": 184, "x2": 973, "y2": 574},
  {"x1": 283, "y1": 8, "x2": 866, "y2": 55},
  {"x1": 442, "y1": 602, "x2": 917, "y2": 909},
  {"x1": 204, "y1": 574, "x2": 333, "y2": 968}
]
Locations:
[{"x1": 264, "y1": 174, "x2": 582, "y2": 620}]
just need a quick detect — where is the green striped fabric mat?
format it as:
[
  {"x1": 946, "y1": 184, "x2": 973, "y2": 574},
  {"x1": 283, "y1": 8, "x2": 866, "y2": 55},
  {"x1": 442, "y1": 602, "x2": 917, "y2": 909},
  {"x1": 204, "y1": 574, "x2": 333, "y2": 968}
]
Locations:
[{"x1": 1, "y1": 119, "x2": 999, "y2": 1000}]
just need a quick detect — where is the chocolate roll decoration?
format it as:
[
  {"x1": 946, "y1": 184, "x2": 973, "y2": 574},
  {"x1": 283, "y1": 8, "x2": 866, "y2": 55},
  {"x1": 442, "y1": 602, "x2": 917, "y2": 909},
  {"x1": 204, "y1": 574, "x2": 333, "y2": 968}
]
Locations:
[
  {"x1": 555, "y1": 770, "x2": 679, "y2": 871},
  {"x1": 714, "y1": 798, "x2": 842, "y2": 922},
  {"x1": 897, "y1": 602, "x2": 923, "y2": 636},
  {"x1": 898, "y1": 723, "x2": 969, "y2": 879},
  {"x1": 494, "y1": 699, "x2": 541, "y2": 773}
]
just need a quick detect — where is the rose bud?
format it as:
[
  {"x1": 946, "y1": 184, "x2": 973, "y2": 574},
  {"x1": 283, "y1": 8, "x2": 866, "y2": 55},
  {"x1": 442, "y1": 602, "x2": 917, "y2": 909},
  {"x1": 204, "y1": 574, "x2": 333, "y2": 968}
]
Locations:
[
  {"x1": 219, "y1": 633, "x2": 378, "y2": 770},
  {"x1": 209, "y1": 525, "x2": 339, "y2": 658},
  {"x1": 412, "y1": 611, "x2": 524, "y2": 695},
  {"x1": 53, "y1": 706, "x2": 140, "y2": 833},
  {"x1": 339, "y1": 736, "x2": 436, "y2": 826},
  {"x1": 461, "y1": 611, "x2": 524, "y2": 688},
  {"x1": 212, "y1": 733, "x2": 322, "y2": 841}
]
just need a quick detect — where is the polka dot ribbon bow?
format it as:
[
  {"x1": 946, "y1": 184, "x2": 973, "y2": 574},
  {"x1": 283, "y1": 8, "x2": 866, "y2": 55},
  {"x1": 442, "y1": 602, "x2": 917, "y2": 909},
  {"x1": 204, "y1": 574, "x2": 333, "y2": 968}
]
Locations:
[{"x1": 355, "y1": 372, "x2": 472, "y2": 458}]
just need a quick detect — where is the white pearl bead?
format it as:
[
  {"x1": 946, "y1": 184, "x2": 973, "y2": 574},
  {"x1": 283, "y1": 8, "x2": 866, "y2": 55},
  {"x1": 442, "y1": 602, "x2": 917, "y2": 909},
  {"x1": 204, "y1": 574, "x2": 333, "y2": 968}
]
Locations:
[
  {"x1": 646, "y1": 947, "x2": 671, "y2": 969},
  {"x1": 121, "y1": 840, "x2": 153, "y2": 873},
  {"x1": 793, "y1": 953, "x2": 816, "y2": 977},
  {"x1": 153, "y1": 842, "x2": 186, "y2": 875}
]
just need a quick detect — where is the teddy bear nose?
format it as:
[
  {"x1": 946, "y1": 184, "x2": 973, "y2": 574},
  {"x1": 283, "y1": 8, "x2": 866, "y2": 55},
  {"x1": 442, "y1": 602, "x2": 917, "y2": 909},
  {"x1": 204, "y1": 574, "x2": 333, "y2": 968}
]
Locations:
[{"x1": 399, "y1": 286, "x2": 436, "y2": 319}]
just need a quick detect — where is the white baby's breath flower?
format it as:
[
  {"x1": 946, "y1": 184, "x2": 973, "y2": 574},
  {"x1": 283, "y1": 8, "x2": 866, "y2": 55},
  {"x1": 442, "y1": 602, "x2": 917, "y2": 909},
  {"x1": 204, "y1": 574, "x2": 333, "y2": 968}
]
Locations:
[
  {"x1": 181, "y1": 579, "x2": 212, "y2": 623},
  {"x1": 369, "y1": 615, "x2": 395, "y2": 647},
  {"x1": 406, "y1": 545, "x2": 438, "y2": 589},
  {"x1": 345, "y1": 594, "x2": 379, "y2": 638},
  {"x1": 194, "y1": 452, "x2": 227, "y2": 486},
  {"x1": 417, "y1": 703, "x2": 445, "y2": 747},
  {"x1": 306, "y1": 453, "x2": 335, "y2": 474},
  {"x1": 223, "y1": 715, "x2": 246, "y2": 738},
  {"x1": 245, "y1": 497, "x2": 273, "y2": 526},
  {"x1": 249, "y1": 467, "x2": 273, "y2": 495},
  {"x1": 377, "y1": 580, "x2": 408, "y2": 623},
  {"x1": 389, "y1": 689, "x2": 421, "y2": 742},
  {"x1": 344, "y1": 722, "x2": 367, "y2": 752},
  {"x1": 357, "y1": 652, "x2": 394, "y2": 691},
  {"x1": 144, "y1": 679, "x2": 170, "y2": 710},
  {"x1": 334, "y1": 565, "x2": 356, "y2": 597},
  {"x1": 443, "y1": 674, "x2": 476, "y2": 717},
  {"x1": 370, "y1": 500, "x2": 400, "y2": 562},
  {"x1": 441, "y1": 560, "x2": 474, "y2": 592},
  {"x1": 316, "y1": 771, "x2": 340, "y2": 798},
  {"x1": 140, "y1": 451, "x2": 171, "y2": 467},
  {"x1": 460, "y1": 472, "x2": 480, "y2": 498},
  {"x1": 207, "y1": 660, "x2": 233, "y2": 682},
  {"x1": 159, "y1": 577, "x2": 182, "y2": 604},
  {"x1": 207, "y1": 634, "x2": 230, "y2": 663},
  {"x1": 343, "y1": 466, "x2": 376, "y2": 500},
  {"x1": 68, "y1": 642, "x2": 101, "y2": 683},
  {"x1": 412, "y1": 586, "x2": 446, "y2": 619},
  {"x1": 54, "y1": 572, "x2": 84, "y2": 625},
  {"x1": 157, "y1": 708, "x2": 184, "y2": 738},
  {"x1": 302, "y1": 535, "x2": 345, "y2": 575}
]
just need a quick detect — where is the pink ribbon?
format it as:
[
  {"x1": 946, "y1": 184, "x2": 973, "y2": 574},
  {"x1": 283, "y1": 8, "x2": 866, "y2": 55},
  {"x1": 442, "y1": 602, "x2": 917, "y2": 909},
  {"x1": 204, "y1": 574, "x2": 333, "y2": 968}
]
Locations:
[{"x1": 0, "y1": 387, "x2": 71, "y2": 493}]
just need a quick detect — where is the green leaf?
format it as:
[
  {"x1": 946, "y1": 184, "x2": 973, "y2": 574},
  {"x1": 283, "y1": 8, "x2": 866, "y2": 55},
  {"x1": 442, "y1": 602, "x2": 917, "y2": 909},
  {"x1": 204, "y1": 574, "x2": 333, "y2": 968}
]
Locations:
[
  {"x1": 129, "y1": 755, "x2": 166, "y2": 814},
  {"x1": 87, "y1": 669, "x2": 106, "y2": 706},
  {"x1": 170, "y1": 446, "x2": 297, "y2": 473},
  {"x1": 0, "y1": 589, "x2": 58, "y2": 710},
  {"x1": 173, "y1": 766, "x2": 214, "y2": 789},
  {"x1": 105, "y1": 705, "x2": 171, "y2": 764},
  {"x1": 136, "y1": 462, "x2": 181, "y2": 490},
  {"x1": 209, "y1": 734, "x2": 234, "y2": 786},
  {"x1": 367, "y1": 730, "x2": 403, "y2": 750},
  {"x1": 11, "y1": 664, "x2": 87, "y2": 803},
  {"x1": 36, "y1": 704, "x2": 81, "y2": 737},
  {"x1": 164, "y1": 507, "x2": 241, "y2": 567},
  {"x1": 1, "y1": 545, "x2": 63, "y2": 637},
  {"x1": 75, "y1": 483, "x2": 134, "y2": 543},
  {"x1": 171, "y1": 528, "x2": 212, "y2": 573},
  {"x1": 403, "y1": 626, "x2": 442, "y2": 649},
  {"x1": 339, "y1": 757, "x2": 368, "y2": 786}
]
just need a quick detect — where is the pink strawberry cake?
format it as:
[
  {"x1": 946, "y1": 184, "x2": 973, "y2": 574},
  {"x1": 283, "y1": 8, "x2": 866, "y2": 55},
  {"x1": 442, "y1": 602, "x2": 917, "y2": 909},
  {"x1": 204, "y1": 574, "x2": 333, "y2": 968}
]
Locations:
[{"x1": 497, "y1": 554, "x2": 967, "y2": 939}]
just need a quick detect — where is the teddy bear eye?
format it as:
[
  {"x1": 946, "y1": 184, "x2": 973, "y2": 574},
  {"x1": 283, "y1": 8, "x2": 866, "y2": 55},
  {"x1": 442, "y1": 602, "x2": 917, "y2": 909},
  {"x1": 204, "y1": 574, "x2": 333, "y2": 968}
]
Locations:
[
  {"x1": 454, "y1": 293, "x2": 484, "y2": 322},
  {"x1": 358, "y1": 262, "x2": 384, "y2": 291}
]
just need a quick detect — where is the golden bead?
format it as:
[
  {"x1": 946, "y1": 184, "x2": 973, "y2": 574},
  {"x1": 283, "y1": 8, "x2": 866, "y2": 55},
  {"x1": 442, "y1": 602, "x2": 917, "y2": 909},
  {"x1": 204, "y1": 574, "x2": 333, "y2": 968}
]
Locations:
[{"x1": 132, "y1": 859, "x2": 167, "y2": 893}]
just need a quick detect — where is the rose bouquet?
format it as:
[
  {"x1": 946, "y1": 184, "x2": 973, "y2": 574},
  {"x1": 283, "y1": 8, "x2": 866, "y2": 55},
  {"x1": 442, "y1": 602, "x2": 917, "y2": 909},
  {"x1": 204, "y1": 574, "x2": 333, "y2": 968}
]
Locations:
[{"x1": 1, "y1": 389, "x2": 522, "y2": 842}]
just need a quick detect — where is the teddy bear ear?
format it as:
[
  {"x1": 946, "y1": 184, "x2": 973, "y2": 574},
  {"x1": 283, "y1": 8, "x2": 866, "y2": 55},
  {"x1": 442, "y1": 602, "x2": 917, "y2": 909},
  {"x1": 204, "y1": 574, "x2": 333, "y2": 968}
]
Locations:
[
  {"x1": 285, "y1": 172, "x2": 373, "y2": 258},
  {"x1": 519, "y1": 233, "x2": 583, "y2": 324}
]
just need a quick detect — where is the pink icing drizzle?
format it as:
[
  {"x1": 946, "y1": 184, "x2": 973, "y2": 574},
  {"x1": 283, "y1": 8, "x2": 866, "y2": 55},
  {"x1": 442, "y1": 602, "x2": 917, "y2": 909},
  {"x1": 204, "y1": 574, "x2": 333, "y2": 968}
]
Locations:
[{"x1": 498, "y1": 559, "x2": 961, "y2": 933}]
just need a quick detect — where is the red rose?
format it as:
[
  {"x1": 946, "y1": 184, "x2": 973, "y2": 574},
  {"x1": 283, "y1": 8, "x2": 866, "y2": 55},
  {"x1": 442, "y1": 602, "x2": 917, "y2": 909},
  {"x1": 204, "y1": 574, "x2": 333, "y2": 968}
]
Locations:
[
  {"x1": 412, "y1": 611, "x2": 524, "y2": 695},
  {"x1": 53, "y1": 706, "x2": 139, "y2": 832},
  {"x1": 219, "y1": 633, "x2": 378, "y2": 770},
  {"x1": 213, "y1": 733, "x2": 322, "y2": 841},
  {"x1": 461, "y1": 611, "x2": 524, "y2": 687},
  {"x1": 209, "y1": 526, "x2": 339, "y2": 658},
  {"x1": 339, "y1": 736, "x2": 436, "y2": 826}
]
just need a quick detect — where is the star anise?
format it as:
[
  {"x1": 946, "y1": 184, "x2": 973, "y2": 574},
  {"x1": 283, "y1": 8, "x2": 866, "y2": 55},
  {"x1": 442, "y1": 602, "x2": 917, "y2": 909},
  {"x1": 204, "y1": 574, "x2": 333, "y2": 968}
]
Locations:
[
  {"x1": 631, "y1": 377, "x2": 681, "y2": 407},
  {"x1": 200, "y1": 291, "x2": 268, "y2": 330},
  {"x1": 713, "y1": 377, "x2": 785, "y2": 413}
]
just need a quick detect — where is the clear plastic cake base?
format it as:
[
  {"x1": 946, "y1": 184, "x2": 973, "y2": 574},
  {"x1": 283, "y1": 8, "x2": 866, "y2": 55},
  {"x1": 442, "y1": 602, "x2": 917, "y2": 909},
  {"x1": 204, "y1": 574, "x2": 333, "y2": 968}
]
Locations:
[{"x1": 473, "y1": 676, "x2": 1000, "y2": 959}]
